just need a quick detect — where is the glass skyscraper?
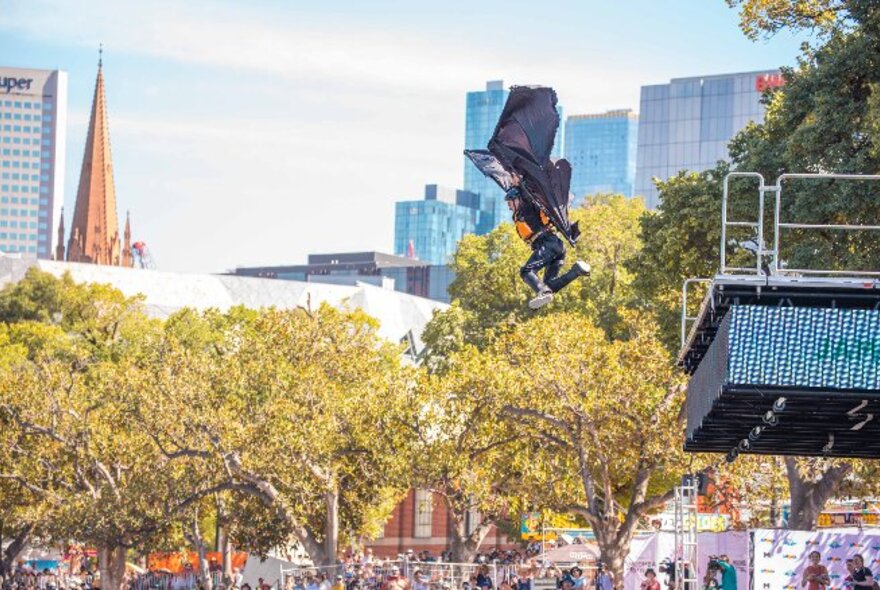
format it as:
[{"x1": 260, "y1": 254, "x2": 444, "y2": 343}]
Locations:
[
  {"x1": 394, "y1": 184, "x2": 480, "y2": 265},
  {"x1": 634, "y1": 70, "x2": 781, "y2": 208},
  {"x1": 463, "y1": 80, "x2": 508, "y2": 235},
  {"x1": 0, "y1": 67, "x2": 67, "y2": 258},
  {"x1": 463, "y1": 80, "x2": 563, "y2": 233},
  {"x1": 564, "y1": 109, "x2": 638, "y2": 204}
]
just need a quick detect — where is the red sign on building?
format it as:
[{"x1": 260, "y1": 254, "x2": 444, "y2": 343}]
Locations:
[{"x1": 755, "y1": 73, "x2": 785, "y2": 92}]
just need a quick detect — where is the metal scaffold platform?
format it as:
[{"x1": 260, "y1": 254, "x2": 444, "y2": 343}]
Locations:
[{"x1": 680, "y1": 173, "x2": 880, "y2": 460}]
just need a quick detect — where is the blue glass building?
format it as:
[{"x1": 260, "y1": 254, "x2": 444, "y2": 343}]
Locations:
[
  {"x1": 634, "y1": 70, "x2": 781, "y2": 208},
  {"x1": 564, "y1": 110, "x2": 638, "y2": 204},
  {"x1": 463, "y1": 80, "x2": 563, "y2": 233},
  {"x1": 393, "y1": 184, "x2": 480, "y2": 265}
]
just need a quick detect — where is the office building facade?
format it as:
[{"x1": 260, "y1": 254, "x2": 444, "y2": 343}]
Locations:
[
  {"x1": 463, "y1": 80, "x2": 563, "y2": 233},
  {"x1": 0, "y1": 66, "x2": 67, "y2": 258},
  {"x1": 564, "y1": 109, "x2": 638, "y2": 203},
  {"x1": 394, "y1": 184, "x2": 480, "y2": 266},
  {"x1": 233, "y1": 251, "x2": 455, "y2": 304},
  {"x1": 463, "y1": 80, "x2": 508, "y2": 234},
  {"x1": 634, "y1": 70, "x2": 782, "y2": 208}
]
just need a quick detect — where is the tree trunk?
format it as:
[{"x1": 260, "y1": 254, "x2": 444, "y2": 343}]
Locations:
[
  {"x1": 97, "y1": 544, "x2": 128, "y2": 590},
  {"x1": 324, "y1": 486, "x2": 340, "y2": 569},
  {"x1": 448, "y1": 516, "x2": 491, "y2": 563},
  {"x1": 224, "y1": 453, "x2": 330, "y2": 567},
  {"x1": 785, "y1": 458, "x2": 851, "y2": 530},
  {"x1": 219, "y1": 527, "x2": 233, "y2": 588},
  {"x1": 188, "y1": 515, "x2": 214, "y2": 590},
  {"x1": 594, "y1": 523, "x2": 630, "y2": 590},
  {"x1": 1, "y1": 522, "x2": 35, "y2": 581}
]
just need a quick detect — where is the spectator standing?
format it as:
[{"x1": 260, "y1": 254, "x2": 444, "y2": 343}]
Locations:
[
  {"x1": 594, "y1": 565, "x2": 612, "y2": 590},
  {"x1": 475, "y1": 567, "x2": 493, "y2": 590},
  {"x1": 801, "y1": 552, "x2": 829, "y2": 590},
  {"x1": 851, "y1": 555, "x2": 873, "y2": 590},
  {"x1": 383, "y1": 567, "x2": 411, "y2": 590},
  {"x1": 319, "y1": 574, "x2": 332, "y2": 590},
  {"x1": 569, "y1": 568, "x2": 585, "y2": 590},
  {"x1": 844, "y1": 560, "x2": 856, "y2": 590},
  {"x1": 412, "y1": 570, "x2": 429, "y2": 590},
  {"x1": 715, "y1": 556, "x2": 736, "y2": 590},
  {"x1": 640, "y1": 570, "x2": 660, "y2": 590}
]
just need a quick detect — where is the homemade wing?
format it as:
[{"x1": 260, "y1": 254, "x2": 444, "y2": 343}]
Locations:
[
  {"x1": 465, "y1": 85, "x2": 579, "y2": 245},
  {"x1": 463, "y1": 149, "x2": 515, "y2": 192}
]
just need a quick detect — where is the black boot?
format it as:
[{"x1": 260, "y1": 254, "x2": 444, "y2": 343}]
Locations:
[{"x1": 547, "y1": 260, "x2": 591, "y2": 293}]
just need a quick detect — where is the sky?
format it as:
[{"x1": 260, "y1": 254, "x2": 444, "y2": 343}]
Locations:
[{"x1": 0, "y1": 0, "x2": 812, "y2": 273}]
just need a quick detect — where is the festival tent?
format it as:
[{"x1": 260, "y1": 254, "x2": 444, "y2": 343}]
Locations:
[
  {"x1": 148, "y1": 551, "x2": 248, "y2": 574},
  {"x1": 241, "y1": 554, "x2": 299, "y2": 588},
  {"x1": 537, "y1": 543, "x2": 600, "y2": 564}
]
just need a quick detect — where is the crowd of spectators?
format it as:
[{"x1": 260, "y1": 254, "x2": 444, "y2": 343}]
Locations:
[{"x1": 1, "y1": 565, "x2": 96, "y2": 590}]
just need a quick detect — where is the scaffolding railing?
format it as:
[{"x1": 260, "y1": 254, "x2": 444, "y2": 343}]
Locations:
[{"x1": 721, "y1": 172, "x2": 880, "y2": 277}]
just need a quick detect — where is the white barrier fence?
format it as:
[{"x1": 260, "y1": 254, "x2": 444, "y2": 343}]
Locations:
[{"x1": 281, "y1": 560, "x2": 526, "y2": 590}]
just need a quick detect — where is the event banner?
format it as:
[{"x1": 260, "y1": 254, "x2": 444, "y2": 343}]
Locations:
[
  {"x1": 727, "y1": 307, "x2": 880, "y2": 390},
  {"x1": 752, "y1": 528, "x2": 880, "y2": 590},
  {"x1": 622, "y1": 532, "x2": 748, "y2": 590}
]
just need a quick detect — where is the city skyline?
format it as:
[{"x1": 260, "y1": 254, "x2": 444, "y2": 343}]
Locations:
[{"x1": 0, "y1": 0, "x2": 811, "y2": 273}]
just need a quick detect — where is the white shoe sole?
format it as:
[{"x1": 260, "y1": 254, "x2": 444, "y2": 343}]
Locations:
[
  {"x1": 529, "y1": 292, "x2": 553, "y2": 310},
  {"x1": 576, "y1": 261, "x2": 591, "y2": 276}
]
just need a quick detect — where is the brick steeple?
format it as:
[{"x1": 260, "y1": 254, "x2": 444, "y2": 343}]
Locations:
[{"x1": 67, "y1": 51, "x2": 122, "y2": 266}]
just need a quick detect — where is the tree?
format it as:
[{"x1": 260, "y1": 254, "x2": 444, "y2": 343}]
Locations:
[
  {"x1": 447, "y1": 311, "x2": 692, "y2": 587},
  {"x1": 629, "y1": 167, "x2": 728, "y2": 352},
  {"x1": 0, "y1": 272, "x2": 208, "y2": 590},
  {"x1": 728, "y1": 1, "x2": 880, "y2": 273},
  {"x1": 725, "y1": 0, "x2": 849, "y2": 40},
  {"x1": 409, "y1": 354, "x2": 528, "y2": 562},
  {"x1": 133, "y1": 304, "x2": 415, "y2": 567},
  {"x1": 426, "y1": 195, "x2": 646, "y2": 359}
]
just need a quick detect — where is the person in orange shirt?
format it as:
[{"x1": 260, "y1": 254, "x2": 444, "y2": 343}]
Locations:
[
  {"x1": 801, "y1": 551, "x2": 830, "y2": 590},
  {"x1": 505, "y1": 176, "x2": 590, "y2": 310}
]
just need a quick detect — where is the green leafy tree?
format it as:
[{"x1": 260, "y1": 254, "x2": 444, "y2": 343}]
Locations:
[
  {"x1": 133, "y1": 304, "x2": 416, "y2": 566},
  {"x1": 410, "y1": 356, "x2": 529, "y2": 562},
  {"x1": 0, "y1": 271, "x2": 207, "y2": 590},
  {"x1": 425, "y1": 195, "x2": 646, "y2": 360},
  {"x1": 442, "y1": 311, "x2": 693, "y2": 588},
  {"x1": 725, "y1": 0, "x2": 849, "y2": 40}
]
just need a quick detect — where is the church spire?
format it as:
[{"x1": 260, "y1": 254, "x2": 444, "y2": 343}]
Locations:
[
  {"x1": 67, "y1": 48, "x2": 121, "y2": 265},
  {"x1": 122, "y1": 211, "x2": 132, "y2": 267},
  {"x1": 55, "y1": 207, "x2": 65, "y2": 261}
]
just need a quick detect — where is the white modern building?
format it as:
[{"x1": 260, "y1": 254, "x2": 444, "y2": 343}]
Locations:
[
  {"x1": 0, "y1": 256, "x2": 446, "y2": 356},
  {"x1": 0, "y1": 67, "x2": 67, "y2": 258},
  {"x1": 634, "y1": 70, "x2": 781, "y2": 208}
]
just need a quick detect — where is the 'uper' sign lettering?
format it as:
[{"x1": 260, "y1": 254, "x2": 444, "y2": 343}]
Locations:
[{"x1": 0, "y1": 77, "x2": 34, "y2": 93}]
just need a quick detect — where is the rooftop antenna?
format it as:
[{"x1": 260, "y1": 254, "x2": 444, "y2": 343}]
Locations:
[{"x1": 98, "y1": 43, "x2": 103, "y2": 68}]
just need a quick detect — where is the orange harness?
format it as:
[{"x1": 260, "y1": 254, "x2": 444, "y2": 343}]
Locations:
[{"x1": 515, "y1": 210, "x2": 551, "y2": 243}]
